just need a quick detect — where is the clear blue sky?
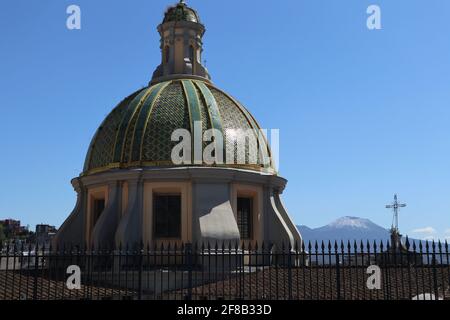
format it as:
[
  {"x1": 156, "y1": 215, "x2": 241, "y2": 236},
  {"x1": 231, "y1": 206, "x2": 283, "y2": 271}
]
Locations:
[{"x1": 0, "y1": 0, "x2": 449, "y2": 240}]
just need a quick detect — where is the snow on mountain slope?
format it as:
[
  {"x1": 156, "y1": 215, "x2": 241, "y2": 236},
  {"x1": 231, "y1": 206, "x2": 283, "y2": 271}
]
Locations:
[{"x1": 297, "y1": 216, "x2": 390, "y2": 244}]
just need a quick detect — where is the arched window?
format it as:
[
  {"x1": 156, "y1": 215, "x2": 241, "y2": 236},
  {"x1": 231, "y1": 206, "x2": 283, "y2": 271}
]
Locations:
[
  {"x1": 189, "y1": 45, "x2": 195, "y2": 63},
  {"x1": 164, "y1": 46, "x2": 170, "y2": 63}
]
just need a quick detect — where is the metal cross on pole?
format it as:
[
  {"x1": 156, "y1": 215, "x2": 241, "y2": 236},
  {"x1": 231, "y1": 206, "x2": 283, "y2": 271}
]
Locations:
[{"x1": 385, "y1": 194, "x2": 407, "y2": 232}]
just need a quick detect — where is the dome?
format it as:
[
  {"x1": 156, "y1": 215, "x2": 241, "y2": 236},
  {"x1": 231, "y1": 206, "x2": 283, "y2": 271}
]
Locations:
[
  {"x1": 163, "y1": 1, "x2": 200, "y2": 24},
  {"x1": 56, "y1": 1, "x2": 302, "y2": 254},
  {"x1": 83, "y1": 79, "x2": 272, "y2": 175}
]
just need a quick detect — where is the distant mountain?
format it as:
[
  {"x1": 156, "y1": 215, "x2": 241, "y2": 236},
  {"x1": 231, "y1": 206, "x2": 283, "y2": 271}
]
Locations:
[
  {"x1": 297, "y1": 216, "x2": 391, "y2": 246},
  {"x1": 296, "y1": 216, "x2": 448, "y2": 263}
]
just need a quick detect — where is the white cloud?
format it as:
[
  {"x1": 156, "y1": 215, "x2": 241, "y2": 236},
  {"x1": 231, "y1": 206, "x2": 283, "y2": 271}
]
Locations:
[
  {"x1": 445, "y1": 229, "x2": 450, "y2": 235},
  {"x1": 411, "y1": 227, "x2": 437, "y2": 235}
]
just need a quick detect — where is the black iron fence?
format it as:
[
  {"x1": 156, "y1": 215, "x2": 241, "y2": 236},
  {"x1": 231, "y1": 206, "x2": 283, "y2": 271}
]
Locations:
[{"x1": 0, "y1": 239, "x2": 449, "y2": 300}]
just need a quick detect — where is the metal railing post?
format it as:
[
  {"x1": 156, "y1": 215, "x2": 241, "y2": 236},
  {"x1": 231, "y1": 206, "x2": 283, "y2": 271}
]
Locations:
[
  {"x1": 138, "y1": 242, "x2": 144, "y2": 300},
  {"x1": 336, "y1": 252, "x2": 341, "y2": 300},
  {"x1": 185, "y1": 243, "x2": 193, "y2": 300},
  {"x1": 33, "y1": 243, "x2": 39, "y2": 300},
  {"x1": 432, "y1": 242, "x2": 439, "y2": 300},
  {"x1": 288, "y1": 245, "x2": 292, "y2": 300}
]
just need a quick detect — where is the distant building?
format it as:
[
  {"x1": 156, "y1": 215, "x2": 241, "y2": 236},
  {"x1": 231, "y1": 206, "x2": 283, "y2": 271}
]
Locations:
[
  {"x1": 35, "y1": 224, "x2": 57, "y2": 245},
  {"x1": 0, "y1": 219, "x2": 28, "y2": 238}
]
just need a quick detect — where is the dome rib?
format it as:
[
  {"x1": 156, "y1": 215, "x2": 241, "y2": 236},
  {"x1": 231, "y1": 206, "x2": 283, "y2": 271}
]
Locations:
[
  {"x1": 131, "y1": 81, "x2": 170, "y2": 163},
  {"x1": 112, "y1": 88, "x2": 152, "y2": 163},
  {"x1": 181, "y1": 79, "x2": 202, "y2": 133},
  {"x1": 141, "y1": 80, "x2": 190, "y2": 166},
  {"x1": 194, "y1": 81, "x2": 224, "y2": 135},
  {"x1": 181, "y1": 79, "x2": 203, "y2": 164},
  {"x1": 209, "y1": 85, "x2": 272, "y2": 168},
  {"x1": 83, "y1": 90, "x2": 143, "y2": 173},
  {"x1": 194, "y1": 80, "x2": 226, "y2": 162}
]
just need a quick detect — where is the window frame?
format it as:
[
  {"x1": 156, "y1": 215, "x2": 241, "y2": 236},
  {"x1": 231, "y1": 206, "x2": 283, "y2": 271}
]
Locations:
[
  {"x1": 237, "y1": 196, "x2": 254, "y2": 240},
  {"x1": 152, "y1": 192, "x2": 182, "y2": 240}
]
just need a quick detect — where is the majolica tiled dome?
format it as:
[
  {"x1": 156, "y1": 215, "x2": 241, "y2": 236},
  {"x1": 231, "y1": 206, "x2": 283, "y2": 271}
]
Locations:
[
  {"x1": 83, "y1": 79, "x2": 271, "y2": 175},
  {"x1": 163, "y1": 1, "x2": 200, "y2": 24}
]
